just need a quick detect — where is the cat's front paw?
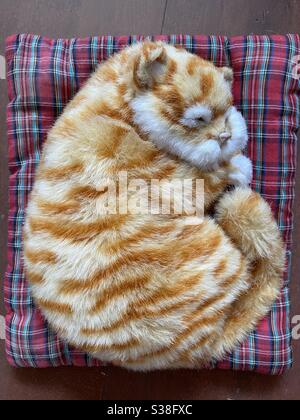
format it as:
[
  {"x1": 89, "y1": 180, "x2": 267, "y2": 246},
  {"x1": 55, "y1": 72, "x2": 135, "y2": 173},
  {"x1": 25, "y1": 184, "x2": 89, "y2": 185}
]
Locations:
[
  {"x1": 189, "y1": 139, "x2": 222, "y2": 170},
  {"x1": 221, "y1": 107, "x2": 248, "y2": 161},
  {"x1": 228, "y1": 155, "x2": 253, "y2": 187}
]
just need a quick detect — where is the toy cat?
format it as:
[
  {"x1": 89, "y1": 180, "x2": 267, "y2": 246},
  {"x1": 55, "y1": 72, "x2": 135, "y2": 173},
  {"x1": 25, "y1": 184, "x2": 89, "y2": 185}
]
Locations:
[{"x1": 23, "y1": 42, "x2": 285, "y2": 370}]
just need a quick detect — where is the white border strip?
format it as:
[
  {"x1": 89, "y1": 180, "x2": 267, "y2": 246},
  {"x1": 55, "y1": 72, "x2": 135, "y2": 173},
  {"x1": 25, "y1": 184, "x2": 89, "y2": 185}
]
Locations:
[
  {"x1": 0, "y1": 55, "x2": 6, "y2": 80},
  {"x1": 0, "y1": 315, "x2": 5, "y2": 340}
]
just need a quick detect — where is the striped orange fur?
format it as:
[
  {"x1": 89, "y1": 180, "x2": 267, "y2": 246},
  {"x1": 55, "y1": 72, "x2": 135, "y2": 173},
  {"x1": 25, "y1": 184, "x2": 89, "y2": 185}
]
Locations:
[{"x1": 23, "y1": 41, "x2": 285, "y2": 371}]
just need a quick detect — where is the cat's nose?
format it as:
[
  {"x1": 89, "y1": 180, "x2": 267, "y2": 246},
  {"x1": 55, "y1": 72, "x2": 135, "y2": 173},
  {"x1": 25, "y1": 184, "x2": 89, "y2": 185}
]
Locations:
[{"x1": 219, "y1": 132, "x2": 231, "y2": 143}]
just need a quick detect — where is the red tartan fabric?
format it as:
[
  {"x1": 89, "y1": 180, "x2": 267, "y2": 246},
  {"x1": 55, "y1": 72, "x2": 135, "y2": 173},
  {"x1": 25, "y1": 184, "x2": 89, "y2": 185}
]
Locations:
[{"x1": 4, "y1": 34, "x2": 300, "y2": 373}]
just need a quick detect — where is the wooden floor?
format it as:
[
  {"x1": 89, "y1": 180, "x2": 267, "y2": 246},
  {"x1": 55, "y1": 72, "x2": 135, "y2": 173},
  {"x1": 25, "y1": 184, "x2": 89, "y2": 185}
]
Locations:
[{"x1": 0, "y1": 0, "x2": 300, "y2": 400}]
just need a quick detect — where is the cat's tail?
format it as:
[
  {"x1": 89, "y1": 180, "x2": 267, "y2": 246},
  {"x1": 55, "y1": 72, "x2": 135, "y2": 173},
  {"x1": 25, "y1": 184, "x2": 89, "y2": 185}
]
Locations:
[{"x1": 212, "y1": 187, "x2": 286, "y2": 360}]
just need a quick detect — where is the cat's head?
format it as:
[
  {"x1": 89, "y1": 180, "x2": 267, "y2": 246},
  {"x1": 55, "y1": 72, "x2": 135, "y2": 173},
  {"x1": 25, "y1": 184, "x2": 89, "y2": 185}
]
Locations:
[{"x1": 129, "y1": 42, "x2": 247, "y2": 169}]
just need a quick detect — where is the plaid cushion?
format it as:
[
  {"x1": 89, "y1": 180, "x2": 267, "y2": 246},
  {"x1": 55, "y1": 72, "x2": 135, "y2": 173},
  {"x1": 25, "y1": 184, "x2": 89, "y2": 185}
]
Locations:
[{"x1": 5, "y1": 34, "x2": 300, "y2": 373}]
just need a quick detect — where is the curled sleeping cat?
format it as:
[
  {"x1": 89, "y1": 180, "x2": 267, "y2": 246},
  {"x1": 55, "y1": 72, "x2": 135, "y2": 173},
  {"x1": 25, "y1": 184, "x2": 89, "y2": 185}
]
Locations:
[{"x1": 23, "y1": 42, "x2": 285, "y2": 371}]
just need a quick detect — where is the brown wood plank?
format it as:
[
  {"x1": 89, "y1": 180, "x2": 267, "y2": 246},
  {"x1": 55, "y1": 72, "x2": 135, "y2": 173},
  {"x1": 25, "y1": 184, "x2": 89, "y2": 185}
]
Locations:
[
  {"x1": 0, "y1": 0, "x2": 167, "y2": 49},
  {"x1": 101, "y1": 366, "x2": 297, "y2": 400},
  {"x1": 0, "y1": 342, "x2": 106, "y2": 400},
  {"x1": 163, "y1": 0, "x2": 300, "y2": 36}
]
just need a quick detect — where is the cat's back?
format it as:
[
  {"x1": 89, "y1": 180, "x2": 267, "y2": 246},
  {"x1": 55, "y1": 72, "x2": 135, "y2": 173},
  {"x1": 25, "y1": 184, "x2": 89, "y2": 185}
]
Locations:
[{"x1": 23, "y1": 99, "x2": 180, "y2": 318}]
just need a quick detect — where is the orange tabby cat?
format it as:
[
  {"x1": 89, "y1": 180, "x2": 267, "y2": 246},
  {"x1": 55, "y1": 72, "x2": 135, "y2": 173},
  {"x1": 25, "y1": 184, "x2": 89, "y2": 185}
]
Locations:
[{"x1": 23, "y1": 42, "x2": 285, "y2": 371}]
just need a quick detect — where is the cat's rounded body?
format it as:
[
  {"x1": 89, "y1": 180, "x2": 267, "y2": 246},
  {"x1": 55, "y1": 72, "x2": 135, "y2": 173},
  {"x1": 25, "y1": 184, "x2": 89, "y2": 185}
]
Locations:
[{"x1": 24, "y1": 42, "x2": 285, "y2": 370}]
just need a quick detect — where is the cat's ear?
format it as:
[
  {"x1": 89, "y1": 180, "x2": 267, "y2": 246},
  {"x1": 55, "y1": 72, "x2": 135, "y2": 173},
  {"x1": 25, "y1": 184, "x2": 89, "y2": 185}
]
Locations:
[
  {"x1": 134, "y1": 42, "x2": 168, "y2": 89},
  {"x1": 219, "y1": 67, "x2": 234, "y2": 84}
]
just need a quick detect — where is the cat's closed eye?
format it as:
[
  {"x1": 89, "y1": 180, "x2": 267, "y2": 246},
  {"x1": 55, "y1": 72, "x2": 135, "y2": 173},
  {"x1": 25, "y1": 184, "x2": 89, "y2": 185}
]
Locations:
[
  {"x1": 180, "y1": 105, "x2": 213, "y2": 128},
  {"x1": 195, "y1": 116, "x2": 207, "y2": 124}
]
